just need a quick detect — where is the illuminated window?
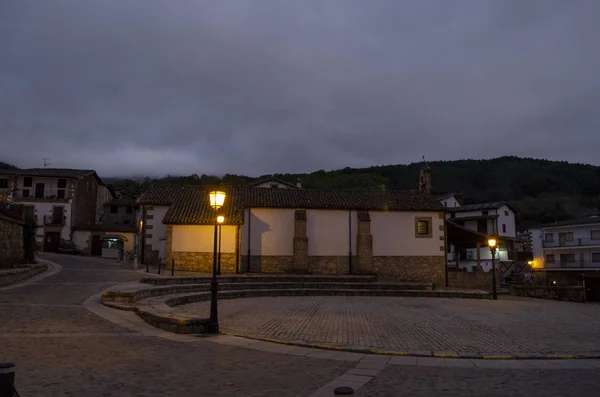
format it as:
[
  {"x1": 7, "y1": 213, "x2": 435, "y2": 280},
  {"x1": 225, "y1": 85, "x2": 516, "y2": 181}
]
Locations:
[{"x1": 415, "y1": 217, "x2": 432, "y2": 238}]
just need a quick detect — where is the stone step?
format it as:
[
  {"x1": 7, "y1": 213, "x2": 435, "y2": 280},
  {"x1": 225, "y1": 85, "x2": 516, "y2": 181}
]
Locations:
[
  {"x1": 102, "y1": 281, "x2": 432, "y2": 303},
  {"x1": 139, "y1": 274, "x2": 378, "y2": 286}
]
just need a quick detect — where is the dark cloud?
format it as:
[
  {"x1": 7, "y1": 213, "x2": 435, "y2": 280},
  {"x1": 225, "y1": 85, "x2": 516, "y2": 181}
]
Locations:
[{"x1": 1, "y1": 0, "x2": 599, "y2": 177}]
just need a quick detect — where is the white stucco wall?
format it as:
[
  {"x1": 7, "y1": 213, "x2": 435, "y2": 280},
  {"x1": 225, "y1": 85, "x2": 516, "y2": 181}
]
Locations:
[
  {"x1": 73, "y1": 230, "x2": 91, "y2": 250},
  {"x1": 497, "y1": 205, "x2": 516, "y2": 237},
  {"x1": 306, "y1": 210, "x2": 356, "y2": 256},
  {"x1": 241, "y1": 208, "x2": 294, "y2": 255},
  {"x1": 172, "y1": 225, "x2": 236, "y2": 253},
  {"x1": 371, "y1": 211, "x2": 444, "y2": 257},
  {"x1": 441, "y1": 196, "x2": 461, "y2": 208},
  {"x1": 145, "y1": 206, "x2": 169, "y2": 260},
  {"x1": 27, "y1": 202, "x2": 72, "y2": 241},
  {"x1": 252, "y1": 181, "x2": 294, "y2": 189}
]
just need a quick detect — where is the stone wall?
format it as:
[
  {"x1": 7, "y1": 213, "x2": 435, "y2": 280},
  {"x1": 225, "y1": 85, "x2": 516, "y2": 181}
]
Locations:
[
  {"x1": 73, "y1": 173, "x2": 100, "y2": 227},
  {"x1": 509, "y1": 285, "x2": 585, "y2": 303},
  {"x1": 372, "y1": 256, "x2": 445, "y2": 286},
  {"x1": 308, "y1": 256, "x2": 352, "y2": 275},
  {"x1": 448, "y1": 269, "x2": 501, "y2": 290},
  {"x1": 0, "y1": 264, "x2": 47, "y2": 286},
  {"x1": 243, "y1": 255, "x2": 294, "y2": 273},
  {"x1": 0, "y1": 214, "x2": 24, "y2": 268},
  {"x1": 169, "y1": 251, "x2": 237, "y2": 273}
]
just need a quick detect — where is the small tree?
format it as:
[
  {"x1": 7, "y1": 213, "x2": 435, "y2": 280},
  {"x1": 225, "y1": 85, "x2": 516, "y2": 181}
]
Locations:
[{"x1": 23, "y1": 215, "x2": 38, "y2": 263}]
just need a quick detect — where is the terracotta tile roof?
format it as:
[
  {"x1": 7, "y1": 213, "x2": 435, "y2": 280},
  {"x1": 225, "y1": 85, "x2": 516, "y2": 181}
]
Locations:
[
  {"x1": 446, "y1": 202, "x2": 518, "y2": 213},
  {"x1": 136, "y1": 184, "x2": 195, "y2": 205},
  {"x1": 159, "y1": 184, "x2": 444, "y2": 225},
  {"x1": 0, "y1": 168, "x2": 96, "y2": 179}
]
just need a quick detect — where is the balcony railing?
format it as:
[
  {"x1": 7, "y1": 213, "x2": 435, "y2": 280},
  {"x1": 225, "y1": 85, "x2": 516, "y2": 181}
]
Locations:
[
  {"x1": 43, "y1": 214, "x2": 65, "y2": 226},
  {"x1": 13, "y1": 189, "x2": 71, "y2": 200},
  {"x1": 544, "y1": 260, "x2": 600, "y2": 269},
  {"x1": 542, "y1": 238, "x2": 600, "y2": 248}
]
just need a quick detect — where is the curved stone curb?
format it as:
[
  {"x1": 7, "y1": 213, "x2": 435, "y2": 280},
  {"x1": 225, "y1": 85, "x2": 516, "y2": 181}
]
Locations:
[
  {"x1": 0, "y1": 257, "x2": 62, "y2": 291},
  {"x1": 219, "y1": 332, "x2": 600, "y2": 361}
]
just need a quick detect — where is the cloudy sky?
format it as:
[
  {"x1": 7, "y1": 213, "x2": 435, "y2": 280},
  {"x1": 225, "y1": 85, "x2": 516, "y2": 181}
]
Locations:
[{"x1": 1, "y1": 1, "x2": 599, "y2": 177}]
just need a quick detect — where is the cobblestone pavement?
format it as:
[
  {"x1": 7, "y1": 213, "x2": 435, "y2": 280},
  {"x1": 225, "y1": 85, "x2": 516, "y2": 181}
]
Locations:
[
  {"x1": 182, "y1": 295, "x2": 600, "y2": 354},
  {"x1": 3, "y1": 254, "x2": 600, "y2": 396}
]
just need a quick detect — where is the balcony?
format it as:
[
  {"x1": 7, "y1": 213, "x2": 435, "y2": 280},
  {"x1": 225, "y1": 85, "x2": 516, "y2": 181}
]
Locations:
[
  {"x1": 44, "y1": 214, "x2": 65, "y2": 226},
  {"x1": 13, "y1": 189, "x2": 71, "y2": 201},
  {"x1": 542, "y1": 238, "x2": 600, "y2": 248},
  {"x1": 544, "y1": 261, "x2": 600, "y2": 269}
]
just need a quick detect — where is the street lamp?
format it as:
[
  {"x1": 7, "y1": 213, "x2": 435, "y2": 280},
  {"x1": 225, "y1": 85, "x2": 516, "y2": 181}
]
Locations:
[
  {"x1": 217, "y1": 215, "x2": 224, "y2": 275},
  {"x1": 208, "y1": 190, "x2": 226, "y2": 334},
  {"x1": 488, "y1": 237, "x2": 498, "y2": 300}
]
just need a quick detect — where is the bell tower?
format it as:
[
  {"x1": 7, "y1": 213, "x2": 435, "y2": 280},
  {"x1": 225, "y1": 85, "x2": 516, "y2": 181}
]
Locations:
[{"x1": 419, "y1": 157, "x2": 432, "y2": 193}]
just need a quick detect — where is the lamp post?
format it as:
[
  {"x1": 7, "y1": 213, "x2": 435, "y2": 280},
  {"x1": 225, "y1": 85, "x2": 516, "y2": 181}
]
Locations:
[
  {"x1": 208, "y1": 190, "x2": 226, "y2": 334},
  {"x1": 217, "y1": 215, "x2": 224, "y2": 275},
  {"x1": 488, "y1": 237, "x2": 498, "y2": 300}
]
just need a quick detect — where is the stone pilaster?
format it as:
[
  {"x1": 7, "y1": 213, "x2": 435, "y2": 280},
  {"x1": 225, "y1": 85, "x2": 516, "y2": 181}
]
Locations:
[
  {"x1": 293, "y1": 210, "x2": 309, "y2": 273},
  {"x1": 356, "y1": 211, "x2": 373, "y2": 274}
]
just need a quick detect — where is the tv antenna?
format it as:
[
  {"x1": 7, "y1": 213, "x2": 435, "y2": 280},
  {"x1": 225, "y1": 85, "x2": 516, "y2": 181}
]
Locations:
[{"x1": 43, "y1": 158, "x2": 51, "y2": 168}]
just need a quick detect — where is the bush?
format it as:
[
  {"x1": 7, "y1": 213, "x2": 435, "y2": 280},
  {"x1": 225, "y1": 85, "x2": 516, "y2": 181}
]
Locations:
[{"x1": 23, "y1": 216, "x2": 38, "y2": 263}]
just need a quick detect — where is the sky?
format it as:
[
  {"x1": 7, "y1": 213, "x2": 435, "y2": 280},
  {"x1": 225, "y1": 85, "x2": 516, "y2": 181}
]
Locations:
[{"x1": 1, "y1": 0, "x2": 599, "y2": 177}]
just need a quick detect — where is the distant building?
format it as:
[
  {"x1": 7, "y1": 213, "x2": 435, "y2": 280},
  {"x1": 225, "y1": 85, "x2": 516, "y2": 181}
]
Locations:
[
  {"x1": 248, "y1": 176, "x2": 302, "y2": 189},
  {"x1": 0, "y1": 168, "x2": 108, "y2": 251}
]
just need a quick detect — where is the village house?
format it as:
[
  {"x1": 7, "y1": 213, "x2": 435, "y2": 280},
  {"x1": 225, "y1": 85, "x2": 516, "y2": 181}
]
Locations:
[
  {"x1": 137, "y1": 184, "x2": 447, "y2": 284},
  {"x1": 0, "y1": 168, "x2": 108, "y2": 252},
  {"x1": 529, "y1": 216, "x2": 600, "y2": 297},
  {"x1": 247, "y1": 176, "x2": 302, "y2": 189}
]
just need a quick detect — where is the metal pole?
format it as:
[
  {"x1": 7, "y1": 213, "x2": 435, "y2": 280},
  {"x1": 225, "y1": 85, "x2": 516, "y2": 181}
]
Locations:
[
  {"x1": 145, "y1": 258, "x2": 149, "y2": 273},
  {"x1": 217, "y1": 224, "x2": 222, "y2": 275},
  {"x1": 491, "y1": 248, "x2": 498, "y2": 300},
  {"x1": 0, "y1": 362, "x2": 16, "y2": 397},
  {"x1": 171, "y1": 258, "x2": 175, "y2": 277},
  {"x1": 208, "y1": 221, "x2": 219, "y2": 333}
]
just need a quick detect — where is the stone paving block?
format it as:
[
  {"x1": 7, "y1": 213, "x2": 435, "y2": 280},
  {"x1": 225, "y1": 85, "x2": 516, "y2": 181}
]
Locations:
[
  {"x1": 329, "y1": 352, "x2": 365, "y2": 362},
  {"x1": 354, "y1": 362, "x2": 388, "y2": 371},
  {"x1": 433, "y1": 351, "x2": 460, "y2": 358},
  {"x1": 347, "y1": 368, "x2": 382, "y2": 377},
  {"x1": 389, "y1": 356, "x2": 417, "y2": 366},
  {"x1": 458, "y1": 352, "x2": 482, "y2": 359},
  {"x1": 337, "y1": 373, "x2": 373, "y2": 383},
  {"x1": 444, "y1": 359, "x2": 476, "y2": 368},
  {"x1": 514, "y1": 352, "x2": 547, "y2": 360},
  {"x1": 307, "y1": 350, "x2": 346, "y2": 359},
  {"x1": 473, "y1": 360, "x2": 534, "y2": 369},
  {"x1": 409, "y1": 350, "x2": 433, "y2": 357},
  {"x1": 416, "y1": 357, "x2": 445, "y2": 367},
  {"x1": 359, "y1": 354, "x2": 391, "y2": 364},
  {"x1": 575, "y1": 352, "x2": 600, "y2": 359},
  {"x1": 325, "y1": 379, "x2": 369, "y2": 391}
]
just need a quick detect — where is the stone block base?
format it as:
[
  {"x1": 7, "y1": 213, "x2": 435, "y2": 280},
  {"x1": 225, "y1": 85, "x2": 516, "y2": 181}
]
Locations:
[
  {"x1": 372, "y1": 256, "x2": 445, "y2": 285},
  {"x1": 448, "y1": 269, "x2": 500, "y2": 290},
  {"x1": 169, "y1": 251, "x2": 237, "y2": 274},
  {"x1": 243, "y1": 255, "x2": 294, "y2": 273},
  {"x1": 308, "y1": 256, "x2": 353, "y2": 275}
]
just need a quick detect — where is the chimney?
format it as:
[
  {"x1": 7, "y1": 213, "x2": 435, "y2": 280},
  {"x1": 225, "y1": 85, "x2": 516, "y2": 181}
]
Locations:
[
  {"x1": 419, "y1": 164, "x2": 432, "y2": 194},
  {"x1": 296, "y1": 177, "x2": 302, "y2": 189}
]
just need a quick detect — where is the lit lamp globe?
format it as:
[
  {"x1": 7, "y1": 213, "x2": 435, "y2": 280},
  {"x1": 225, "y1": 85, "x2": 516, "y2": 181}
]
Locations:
[
  {"x1": 209, "y1": 190, "x2": 226, "y2": 210},
  {"x1": 488, "y1": 238, "x2": 497, "y2": 249},
  {"x1": 217, "y1": 215, "x2": 225, "y2": 224}
]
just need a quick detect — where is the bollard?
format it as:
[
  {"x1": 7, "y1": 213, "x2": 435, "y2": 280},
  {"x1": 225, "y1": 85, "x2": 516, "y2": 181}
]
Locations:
[
  {"x1": 0, "y1": 362, "x2": 16, "y2": 397},
  {"x1": 171, "y1": 258, "x2": 175, "y2": 277},
  {"x1": 145, "y1": 258, "x2": 149, "y2": 273},
  {"x1": 157, "y1": 258, "x2": 161, "y2": 275},
  {"x1": 334, "y1": 386, "x2": 354, "y2": 395}
]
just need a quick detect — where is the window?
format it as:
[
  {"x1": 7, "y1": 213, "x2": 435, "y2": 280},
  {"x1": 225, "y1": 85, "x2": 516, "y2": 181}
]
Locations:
[
  {"x1": 591, "y1": 230, "x2": 600, "y2": 240},
  {"x1": 23, "y1": 177, "x2": 32, "y2": 187},
  {"x1": 415, "y1": 217, "x2": 432, "y2": 238},
  {"x1": 0, "y1": 179, "x2": 7, "y2": 189},
  {"x1": 592, "y1": 253, "x2": 600, "y2": 263},
  {"x1": 545, "y1": 254, "x2": 555, "y2": 263},
  {"x1": 126, "y1": 206, "x2": 133, "y2": 214},
  {"x1": 482, "y1": 210, "x2": 489, "y2": 215},
  {"x1": 110, "y1": 206, "x2": 118, "y2": 213},
  {"x1": 544, "y1": 233, "x2": 554, "y2": 242},
  {"x1": 558, "y1": 232, "x2": 574, "y2": 242},
  {"x1": 22, "y1": 189, "x2": 30, "y2": 198},
  {"x1": 502, "y1": 224, "x2": 507, "y2": 233},
  {"x1": 504, "y1": 210, "x2": 509, "y2": 216},
  {"x1": 560, "y1": 253, "x2": 575, "y2": 263},
  {"x1": 57, "y1": 190, "x2": 65, "y2": 199},
  {"x1": 450, "y1": 212, "x2": 455, "y2": 218},
  {"x1": 57, "y1": 179, "x2": 67, "y2": 188},
  {"x1": 444, "y1": 201, "x2": 447, "y2": 207}
]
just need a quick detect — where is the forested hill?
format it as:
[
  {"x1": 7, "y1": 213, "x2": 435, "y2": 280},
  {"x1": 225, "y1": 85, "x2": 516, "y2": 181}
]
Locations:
[
  {"x1": 103, "y1": 156, "x2": 600, "y2": 230},
  {"x1": 4, "y1": 157, "x2": 600, "y2": 230}
]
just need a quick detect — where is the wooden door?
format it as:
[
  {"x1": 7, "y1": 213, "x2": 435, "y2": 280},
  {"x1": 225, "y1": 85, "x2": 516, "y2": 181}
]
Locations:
[
  {"x1": 90, "y1": 235, "x2": 102, "y2": 256},
  {"x1": 585, "y1": 278, "x2": 600, "y2": 302},
  {"x1": 35, "y1": 183, "x2": 45, "y2": 198},
  {"x1": 43, "y1": 232, "x2": 61, "y2": 252}
]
